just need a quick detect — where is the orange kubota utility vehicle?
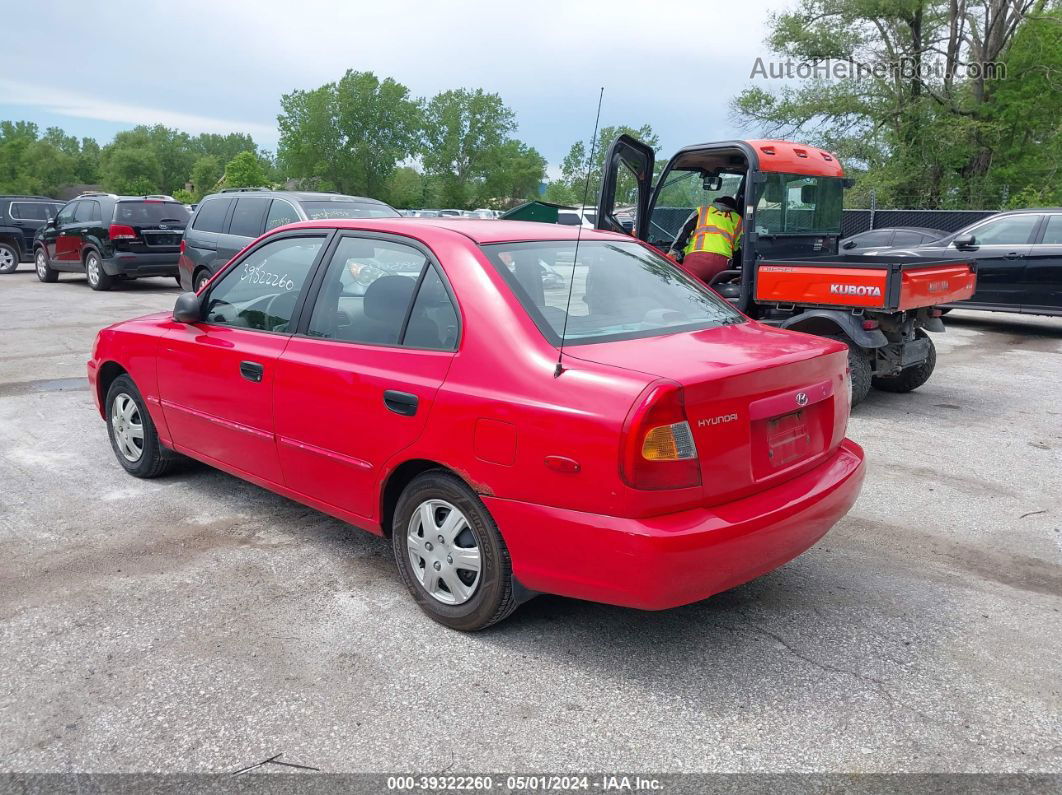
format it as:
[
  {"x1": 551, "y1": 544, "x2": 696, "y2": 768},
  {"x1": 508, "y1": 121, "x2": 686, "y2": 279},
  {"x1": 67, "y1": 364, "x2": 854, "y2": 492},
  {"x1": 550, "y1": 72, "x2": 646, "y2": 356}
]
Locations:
[{"x1": 595, "y1": 135, "x2": 976, "y2": 404}]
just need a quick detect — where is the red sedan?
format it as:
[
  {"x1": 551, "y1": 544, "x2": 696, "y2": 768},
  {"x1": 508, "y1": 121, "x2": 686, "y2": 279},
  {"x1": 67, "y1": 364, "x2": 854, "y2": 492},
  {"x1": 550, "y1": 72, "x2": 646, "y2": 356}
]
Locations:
[{"x1": 87, "y1": 219, "x2": 865, "y2": 630}]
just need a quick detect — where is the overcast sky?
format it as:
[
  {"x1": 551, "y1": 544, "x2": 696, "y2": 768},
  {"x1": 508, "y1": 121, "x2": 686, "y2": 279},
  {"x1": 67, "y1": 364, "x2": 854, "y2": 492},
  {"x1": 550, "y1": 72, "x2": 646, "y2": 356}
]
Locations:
[{"x1": 2, "y1": 0, "x2": 785, "y2": 170}]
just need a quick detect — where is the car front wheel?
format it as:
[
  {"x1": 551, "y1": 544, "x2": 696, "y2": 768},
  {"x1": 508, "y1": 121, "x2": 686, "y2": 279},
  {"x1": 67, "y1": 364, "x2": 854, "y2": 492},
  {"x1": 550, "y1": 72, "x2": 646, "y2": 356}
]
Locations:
[
  {"x1": 85, "y1": 251, "x2": 114, "y2": 291},
  {"x1": 35, "y1": 248, "x2": 58, "y2": 282},
  {"x1": 194, "y1": 269, "x2": 211, "y2": 292},
  {"x1": 105, "y1": 374, "x2": 177, "y2": 478},
  {"x1": 392, "y1": 471, "x2": 520, "y2": 631}
]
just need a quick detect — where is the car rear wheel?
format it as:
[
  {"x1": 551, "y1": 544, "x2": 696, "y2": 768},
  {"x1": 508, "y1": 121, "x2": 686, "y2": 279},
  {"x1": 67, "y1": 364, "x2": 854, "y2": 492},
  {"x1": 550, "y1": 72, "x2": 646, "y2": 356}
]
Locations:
[
  {"x1": 392, "y1": 471, "x2": 520, "y2": 631},
  {"x1": 35, "y1": 248, "x2": 58, "y2": 282},
  {"x1": 873, "y1": 330, "x2": 936, "y2": 393},
  {"x1": 85, "y1": 251, "x2": 114, "y2": 291},
  {"x1": 0, "y1": 242, "x2": 18, "y2": 274},
  {"x1": 105, "y1": 375, "x2": 178, "y2": 478},
  {"x1": 827, "y1": 335, "x2": 872, "y2": 406}
]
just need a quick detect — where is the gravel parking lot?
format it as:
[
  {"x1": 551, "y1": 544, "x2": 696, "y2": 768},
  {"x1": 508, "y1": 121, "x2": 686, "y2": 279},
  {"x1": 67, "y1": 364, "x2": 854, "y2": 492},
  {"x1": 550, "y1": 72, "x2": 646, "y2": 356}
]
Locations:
[{"x1": 0, "y1": 268, "x2": 1059, "y2": 774}]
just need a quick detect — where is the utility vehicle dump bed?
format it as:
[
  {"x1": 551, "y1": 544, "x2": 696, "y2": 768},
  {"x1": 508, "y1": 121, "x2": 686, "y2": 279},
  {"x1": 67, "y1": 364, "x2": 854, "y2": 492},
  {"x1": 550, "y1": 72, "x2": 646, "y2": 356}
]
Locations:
[{"x1": 755, "y1": 255, "x2": 976, "y2": 311}]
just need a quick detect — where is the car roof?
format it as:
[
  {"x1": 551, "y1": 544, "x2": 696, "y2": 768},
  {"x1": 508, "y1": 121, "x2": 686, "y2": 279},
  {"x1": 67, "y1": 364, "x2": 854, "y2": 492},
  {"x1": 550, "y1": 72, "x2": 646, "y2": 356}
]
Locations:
[
  {"x1": 278, "y1": 217, "x2": 629, "y2": 244},
  {"x1": 854, "y1": 226, "x2": 946, "y2": 235},
  {"x1": 202, "y1": 190, "x2": 390, "y2": 204}
]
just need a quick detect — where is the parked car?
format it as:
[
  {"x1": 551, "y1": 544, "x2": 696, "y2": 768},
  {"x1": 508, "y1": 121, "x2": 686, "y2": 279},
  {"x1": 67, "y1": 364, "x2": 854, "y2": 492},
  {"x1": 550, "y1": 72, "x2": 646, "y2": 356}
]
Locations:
[
  {"x1": 34, "y1": 193, "x2": 190, "y2": 290},
  {"x1": 883, "y1": 209, "x2": 1062, "y2": 316},
  {"x1": 841, "y1": 226, "x2": 947, "y2": 253},
  {"x1": 88, "y1": 218, "x2": 865, "y2": 630},
  {"x1": 437, "y1": 209, "x2": 463, "y2": 217},
  {"x1": 179, "y1": 189, "x2": 400, "y2": 291},
  {"x1": 0, "y1": 196, "x2": 65, "y2": 274}
]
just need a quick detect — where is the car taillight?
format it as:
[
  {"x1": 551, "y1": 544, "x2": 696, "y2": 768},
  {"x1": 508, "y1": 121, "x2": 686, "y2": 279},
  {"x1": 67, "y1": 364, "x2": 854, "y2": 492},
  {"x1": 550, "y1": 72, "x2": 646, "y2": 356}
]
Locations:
[
  {"x1": 179, "y1": 240, "x2": 185, "y2": 254},
  {"x1": 109, "y1": 224, "x2": 137, "y2": 240},
  {"x1": 620, "y1": 380, "x2": 701, "y2": 490}
]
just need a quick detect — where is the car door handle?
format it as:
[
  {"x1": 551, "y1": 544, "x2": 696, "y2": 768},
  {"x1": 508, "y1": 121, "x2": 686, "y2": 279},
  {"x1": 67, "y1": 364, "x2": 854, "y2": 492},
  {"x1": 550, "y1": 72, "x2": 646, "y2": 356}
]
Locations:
[
  {"x1": 1005, "y1": 251, "x2": 1021, "y2": 259},
  {"x1": 239, "y1": 361, "x2": 264, "y2": 382},
  {"x1": 384, "y1": 390, "x2": 418, "y2": 416}
]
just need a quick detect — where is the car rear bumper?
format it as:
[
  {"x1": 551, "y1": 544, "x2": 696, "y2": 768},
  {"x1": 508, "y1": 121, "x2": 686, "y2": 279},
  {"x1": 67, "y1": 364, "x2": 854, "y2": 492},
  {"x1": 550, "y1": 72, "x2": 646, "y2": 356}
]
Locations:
[
  {"x1": 103, "y1": 252, "x2": 179, "y2": 277},
  {"x1": 482, "y1": 438, "x2": 865, "y2": 610}
]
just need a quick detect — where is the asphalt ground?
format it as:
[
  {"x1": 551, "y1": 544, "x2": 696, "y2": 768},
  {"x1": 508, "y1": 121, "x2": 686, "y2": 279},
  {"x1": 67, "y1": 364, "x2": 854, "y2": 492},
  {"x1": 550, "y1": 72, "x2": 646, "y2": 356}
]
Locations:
[{"x1": 0, "y1": 267, "x2": 1059, "y2": 774}]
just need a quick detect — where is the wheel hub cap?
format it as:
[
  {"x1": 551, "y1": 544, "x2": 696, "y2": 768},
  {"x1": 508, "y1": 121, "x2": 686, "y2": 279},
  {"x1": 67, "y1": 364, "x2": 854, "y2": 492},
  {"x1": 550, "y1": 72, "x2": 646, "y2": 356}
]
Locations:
[
  {"x1": 111, "y1": 393, "x2": 144, "y2": 462},
  {"x1": 406, "y1": 499, "x2": 481, "y2": 605},
  {"x1": 0, "y1": 249, "x2": 13, "y2": 268}
]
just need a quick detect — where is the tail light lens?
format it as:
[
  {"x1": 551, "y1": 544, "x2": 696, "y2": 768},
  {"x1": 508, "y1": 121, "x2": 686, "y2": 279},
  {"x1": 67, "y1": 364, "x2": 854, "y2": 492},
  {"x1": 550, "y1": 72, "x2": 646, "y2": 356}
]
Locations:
[
  {"x1": 109, "y1": 224, "x2": 137, "y2": 240},
  {"x1": 620, "y1": 381, "x2": 701, "y2": 490},
  {"x1": 179, "y1": 240, "x2": 186, "y2": 254}
]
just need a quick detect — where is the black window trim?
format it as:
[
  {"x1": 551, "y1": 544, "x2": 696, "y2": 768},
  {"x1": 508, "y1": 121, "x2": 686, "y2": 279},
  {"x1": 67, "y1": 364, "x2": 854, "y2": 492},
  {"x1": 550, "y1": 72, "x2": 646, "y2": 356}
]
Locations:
[
  {"x1": 293, "y1": 229, "x2": 462, "y2": 352},
  {"x1": 197, "y1": 228, "x2": 337, "y2": 337}
]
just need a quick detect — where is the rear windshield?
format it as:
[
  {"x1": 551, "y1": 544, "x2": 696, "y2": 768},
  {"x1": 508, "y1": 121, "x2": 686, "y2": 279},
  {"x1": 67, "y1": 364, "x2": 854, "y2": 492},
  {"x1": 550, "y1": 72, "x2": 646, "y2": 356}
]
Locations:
[
  {"x1": 481, "y1": 240, "x2": 742, "y2": 345},
  {"x1": 299, "y1": 201, "x2": 399, "y2": 220},
  {"x1": 114, "y1": 201, "x2": 191, "y2": 225}
]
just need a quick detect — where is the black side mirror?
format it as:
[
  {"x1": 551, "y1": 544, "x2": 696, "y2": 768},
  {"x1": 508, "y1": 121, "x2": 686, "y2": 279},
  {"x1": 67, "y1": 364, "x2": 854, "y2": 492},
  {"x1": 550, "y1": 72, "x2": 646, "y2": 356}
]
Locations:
[
  {"x1": 173, "y1": 291, "x2": 202, "y2": 323},
  {"x1": 953, "y1": 234, "x2": 976, "y2": 249}
]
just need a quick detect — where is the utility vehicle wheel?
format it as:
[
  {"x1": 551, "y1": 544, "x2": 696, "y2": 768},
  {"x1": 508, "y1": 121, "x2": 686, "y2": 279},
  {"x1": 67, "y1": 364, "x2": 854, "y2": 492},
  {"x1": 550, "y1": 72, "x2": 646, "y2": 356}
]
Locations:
[
  {"x1": 35, "y1": 248, "x2": 58, "y2": 282},
  {"x1": 0, "y1": 242, "x2": 18, "y2": 274},
  {"x1": 392, "y1": 471, "x2": 519, "y2": 631},
  {"x1": 828, "y1": 335, "x2": 872, "y2": 406},
  {"x1": 85, "y1": 251, "x2": 114, "y2": 291},
  {"x1": 873, "y1": 330, "x2": 936, "y2": 393},
  {"x1": 194, "y1": 269, "x2": 211, "y2": 292},
  {"x1": 105, "y1": 375, "x2": 178, "y2": 478}
]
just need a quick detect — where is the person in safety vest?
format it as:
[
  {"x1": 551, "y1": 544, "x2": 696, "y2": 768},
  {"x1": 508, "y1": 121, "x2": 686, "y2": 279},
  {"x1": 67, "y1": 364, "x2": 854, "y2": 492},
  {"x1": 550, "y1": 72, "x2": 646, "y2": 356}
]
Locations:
[{"x1": 668, "y1": 195, "x2": 743, "y2": 285}]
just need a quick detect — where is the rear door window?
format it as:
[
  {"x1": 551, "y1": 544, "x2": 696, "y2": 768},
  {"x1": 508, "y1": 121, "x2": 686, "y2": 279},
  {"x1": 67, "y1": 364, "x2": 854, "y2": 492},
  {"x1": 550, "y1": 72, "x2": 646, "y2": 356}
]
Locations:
[
  {"x1": 969, "y1": 215, "x2": 1040, "y2": 246},
  {"x1": 229, "y1": 197, "x2": 270, "y2": 238},
  {"x1": 191, "y1": 198, "x2": 232, "y2": 233},
  {"x1": 265, "y1": 199, "x2": 299, "y2": 231},
  {"x1": 74, "y1": 202, "x2": 98, "y2": 223},
  {"x1": 1038, "y1": 215, "x2": 1062, "y2": 245}
]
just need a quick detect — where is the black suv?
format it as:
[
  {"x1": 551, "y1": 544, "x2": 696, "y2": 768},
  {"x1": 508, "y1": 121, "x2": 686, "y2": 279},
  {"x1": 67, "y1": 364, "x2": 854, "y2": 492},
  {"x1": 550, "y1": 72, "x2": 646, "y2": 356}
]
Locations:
[
  {"x1": 0, "y1": 196, "x2": 64, "y2": 274},
  {"x1": 179, "y1": 189, "x2": 400, "y2": 291},
  {"x1": 34, "y1": 193, "x2": 191, "y2": 290}
]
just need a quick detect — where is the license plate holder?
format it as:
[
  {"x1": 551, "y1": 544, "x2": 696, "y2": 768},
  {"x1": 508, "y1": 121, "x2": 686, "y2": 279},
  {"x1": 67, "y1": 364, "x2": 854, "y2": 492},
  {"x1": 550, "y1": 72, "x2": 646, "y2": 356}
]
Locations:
[{"x1": 767, "y1": 409, "x2": 809, "y2": 467}]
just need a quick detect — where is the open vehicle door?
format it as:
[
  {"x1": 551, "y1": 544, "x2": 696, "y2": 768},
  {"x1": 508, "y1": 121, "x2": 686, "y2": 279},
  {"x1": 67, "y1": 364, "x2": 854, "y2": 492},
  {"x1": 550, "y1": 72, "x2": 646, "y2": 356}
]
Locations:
[{"x1": 595, "y1": 134, "x2": 654, "y2": 237}]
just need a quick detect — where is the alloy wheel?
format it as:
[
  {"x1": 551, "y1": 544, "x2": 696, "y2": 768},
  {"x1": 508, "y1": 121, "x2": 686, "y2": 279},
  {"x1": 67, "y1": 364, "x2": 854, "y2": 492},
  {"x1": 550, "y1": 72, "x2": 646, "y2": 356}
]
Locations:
[
  {"x1": 0, "y1": 247, "x2": 14, "y2": 272},
  {"x1": 111, "y1": 393, "x2": 144, "y2": 462},
  {"x1": 86, "y1": 254, "x2": 100, "y2": 287},
  {"x1": 35, "y1": 251, "x2": 46, "y2": 278},
  {"x1": 406, "y1": 499, "x2": 482, "y2": 605}
]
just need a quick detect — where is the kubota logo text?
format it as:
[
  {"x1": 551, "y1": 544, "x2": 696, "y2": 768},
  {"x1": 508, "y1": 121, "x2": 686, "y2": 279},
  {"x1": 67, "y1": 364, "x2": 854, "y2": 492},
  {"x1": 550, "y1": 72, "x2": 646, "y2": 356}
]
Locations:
[{"x1": 829, "y1": 283, "x2": 882, "y2": 297}]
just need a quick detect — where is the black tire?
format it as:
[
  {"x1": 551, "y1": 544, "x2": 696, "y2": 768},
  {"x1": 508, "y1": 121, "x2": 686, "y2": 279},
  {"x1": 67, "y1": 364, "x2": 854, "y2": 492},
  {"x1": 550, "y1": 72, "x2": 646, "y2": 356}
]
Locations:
[
  {"x1": 392, "y1": 471, "x2": 519, "y2": 631},
  {"x1": 0, "y1": 241, "x2": 19, "y2": 274},
  {"x1": 105, "y1": 374, "x2": 178, "y2": 478},
  {"x1": 85, "y1": 250, "x2": 114, "y2": 291},
  {"x1": 827, "y1": 335, "x2": 872, "y2": 406},
  {"x1": 194, "y1": 269, "x2": 212, "y2": 292},
  {"x1": 873, "y1": 330, "x2": 937, "y2": 393},
  {"x1": 34, "y1": 247, "x2": 58, "y2": 282}
]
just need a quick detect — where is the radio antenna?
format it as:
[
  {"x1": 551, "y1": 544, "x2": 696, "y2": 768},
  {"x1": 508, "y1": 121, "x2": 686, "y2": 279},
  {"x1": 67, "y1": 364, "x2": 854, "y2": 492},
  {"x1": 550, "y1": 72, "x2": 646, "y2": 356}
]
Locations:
[{"x1": 555, "y1": 86, "x2": 605, "y2": 378}]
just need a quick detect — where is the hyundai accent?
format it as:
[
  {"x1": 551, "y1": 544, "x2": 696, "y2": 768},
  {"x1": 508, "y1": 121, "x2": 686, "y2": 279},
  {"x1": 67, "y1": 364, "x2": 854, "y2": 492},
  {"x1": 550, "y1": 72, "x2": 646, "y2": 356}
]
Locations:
[{"x1": 87, "y1": 219, "x2": 865, "y2": 630}]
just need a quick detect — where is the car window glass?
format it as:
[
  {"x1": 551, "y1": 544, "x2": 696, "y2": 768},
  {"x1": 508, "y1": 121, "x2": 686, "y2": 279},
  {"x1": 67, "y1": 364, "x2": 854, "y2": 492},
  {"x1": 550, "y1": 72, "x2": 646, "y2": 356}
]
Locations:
[
  {"x1": 58, "y1": 202, "x2": 79, "y2": 225},
  {"x1": 191, "y1": 198, "x2": 232, "y2": 233},
  {"x1": 228, "y1": 197, "x2": 270, "y2": 238},
  {"x1": 403, "y1": 265, "x2": 459, "y2": 350},
  {"x1": 1040, "y1": 215, "x2": 1062, "y2": 245},
  {"x1": 265, "y1": 199, "x2": 299, "y2": 231},
  {"x1": 557, "y1": 212, "x2": 581, "y2": 226},
  {"x1": 307, "y1": 237, "x2": 427, "y2": 345},
  {"x1": 12, "y1": 203, "x2": 51, "y2": 221},
  {"x1": 203, "y1": 236, "x2": 324, "y2": 333},
  {"x1": 969, "y1": 215, "x2": 1039, "y2": 245},
  {"x1": 854, "y1": 231, "x2": 891, "y2": 247},
  {"x1": 892, "y1": 231, "x2": 923, "y2": 246},
  {"x1": 114, "y1": 201, "x2": 187, "y2": 225},
  {"x1": 300, "y1": 201, "x2": 400, "y2": 219}
]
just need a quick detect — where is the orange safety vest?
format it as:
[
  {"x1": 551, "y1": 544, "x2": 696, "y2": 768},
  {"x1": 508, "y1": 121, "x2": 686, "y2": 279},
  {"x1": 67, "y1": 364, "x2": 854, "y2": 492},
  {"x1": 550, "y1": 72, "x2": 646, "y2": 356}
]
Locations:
[{"x1": 685, "y1": 204, "x2": 743, "y2": 258}]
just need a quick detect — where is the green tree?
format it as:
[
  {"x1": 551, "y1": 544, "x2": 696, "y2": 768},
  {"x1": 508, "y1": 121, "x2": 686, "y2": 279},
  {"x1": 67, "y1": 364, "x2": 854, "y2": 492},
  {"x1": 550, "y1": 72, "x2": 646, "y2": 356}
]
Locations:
[
  {"x1": 221, "y1": 151, "x2": 269, "y2": 188},
  {"x1": 278, "y1": 70, "x2": 422, "y2": 199},
  {"x1": 190, "y1": 155, "x2": 223, "y2": 198},
  {"x1": 101, "y1": 147, "x2": 162, "y2": 195},
  {"x1": 103, "y1": 126, "x2": 194, "y2": 194},
  {"x1": 479, "y1": 139, "x2": 547, "y2": 206},
  {"x1": 546, "y1": 124, "x2": 660, "y2": 206},
  {"x1": 387, "y1": 166, "x2": 426, "y2": 208},
  {"x1": 731, "y1": 0, "x2": 1053, "y2": 209},
  {"x1": 421, "y1": 88, "x2": 517, "y2": 207}
]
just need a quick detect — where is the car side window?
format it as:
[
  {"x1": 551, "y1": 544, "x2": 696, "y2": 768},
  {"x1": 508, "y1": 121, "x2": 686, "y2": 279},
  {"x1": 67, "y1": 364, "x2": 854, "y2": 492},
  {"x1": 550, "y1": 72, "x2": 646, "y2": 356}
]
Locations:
[
  {"x1": 74, "y1": 202, "x2": 95, "y2": 223},
  {"x1": 11, "y1": 203, "x2": 49, "y2": 221},
  {"x1": 969, "y1": 215, "x2": 1039, "y2": 246},
  {"x1": 191, "y1": 198, "x2": 231, "y2": 233},
  {"x1": 403, "y1": 265, "x2": 459, "y2": 350},
  {"x1": 228, "y1": 197, "x2": 270, "y2": 238},
  {"x1": 57, "y1": 202, "x2": 78, "y2": 225},
  {"x1": 856, "y1": 230, "x2": 892, "y2": 247},
  {"x1": 1039, "y1": 216, "x2": 1062, "y2": 245},
  {"x1": 892, "y1": 231, "x2": 923, "y2": 246},
  {"x1": 202, "y1": 236, "x2": 325, "y2": 333},
  {"x1": 306, "y1": 236, "x2": 435, "y2": 346},
  {"x1": 265, "y1": 199, "x2": 299, "y2": 231}
]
